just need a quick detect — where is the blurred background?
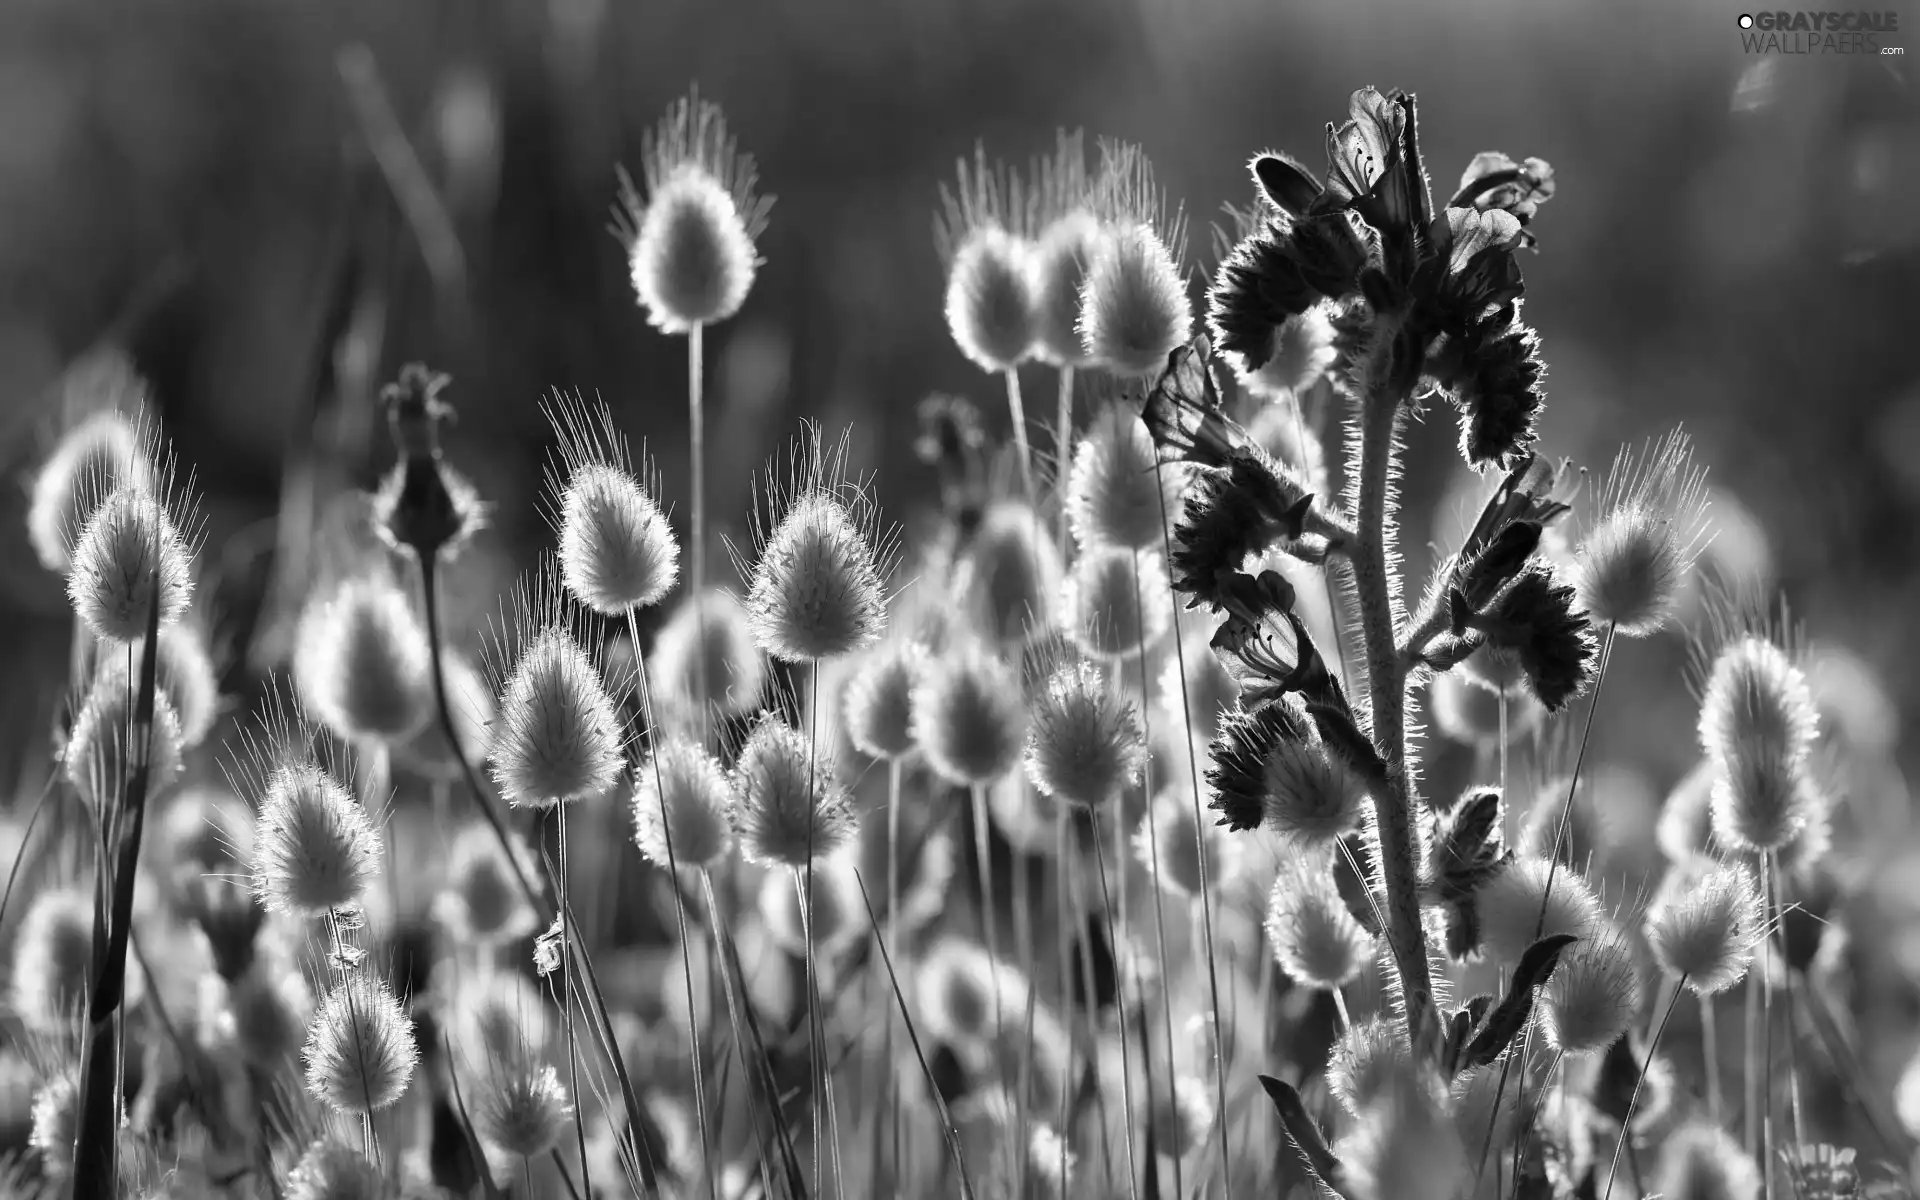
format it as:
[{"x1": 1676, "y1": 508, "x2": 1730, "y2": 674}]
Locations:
[{"x1": 0, "y1": 0, "x2": 1914, "y2": 827}]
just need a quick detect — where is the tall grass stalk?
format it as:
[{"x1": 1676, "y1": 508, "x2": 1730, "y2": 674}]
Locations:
[
  {"x1": 1703, "y1": 992, "x2": 1723, "y2": 1121},
  {"x1": 1602, "y1": 974, "x2": 1688, "y2": 1200},
  {"x1": 1005, "y1": 368, "x2": 1034, "y2": 501},
  {"x1": 554, "y1": 802, "x2": 593, "y2": 1198},
  {"x1": 968, "y1": 783, "x2": 1005, "y2": 1039},
  {"x1": 1087, "y1": 806, "x2": 1142, "y2": 1200},
  {"x1": 884, "y1": 757, "x2": 904, "y2": 1184},
  {"x1": 1054, "y1": 365, "x2": 1074, "y2": 553}
]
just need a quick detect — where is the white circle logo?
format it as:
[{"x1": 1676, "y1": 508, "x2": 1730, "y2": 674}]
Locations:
[{"x1": 1738, "y1": 13, "x2": 1754, "y2": 27}]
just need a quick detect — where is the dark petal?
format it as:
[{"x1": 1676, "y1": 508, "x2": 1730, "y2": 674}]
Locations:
[
  {"x1": 1252, "y1": 153, "x2": 1325, "y2": 218},
  {"x1": 1290, "y1": 213, "x2": 1370, "y2": 299},
  {"x1": 1453, "y1": 324, "x2": 1547, "y2": 469},
  {"x1": 1207, "y1": 230, "x2": 1321, "y2": 367}
]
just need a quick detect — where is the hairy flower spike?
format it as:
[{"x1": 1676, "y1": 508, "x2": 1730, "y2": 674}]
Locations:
[
  {"x1": 545, "y1": 393, "x2": 680, "y2": 616},
  {"x1": 1697, "y1": 633, "x2": 1818, "y2": 771},
  {"x1": 1647, "y1": 859, "x2": 1759, "y2": 995},
  {"x1": 937, "y1": 144, "x2": 1038, "y2": 372},
  {"x1": 730, "y1": 715, "x2": 858, "y2": 867},
  {"x1": 294, "y1": 575, "x2": 434, "y2": 744},
  {"x1": 1573, "y1": 430, "x2": 1712, "y2": 637},
  {"x1": 955, "y1": 501, "x2": 1063, "y2": 644},
  {"x1": 64, "y1": 650, "x2": 185, "y2": 809},
  {"x1": 1078, "y1": 141, "x2": 1192, "y2": 377},
  {"x1": 488, "y1": 609, "x2": 623, "y2": 808},
  {"x1": 1023, "y1": 661, "x2": 1145, "y2": 808},
  {"x1": 1206, "y1": 698, "x2": 1366, "y2": 842},
  {"x1": 632, "y1": 736, "x2": 735, "y2": 870},
  {"x1": 1540, "y1": 929, "x2": 1641, "y2": 1055},
  {"x1": 67, "y1": 483, "x2": 194, "y2": 643},
  {"x1": 29, "y1": 1072, "x2": 78, "y2": 1179},
  {"x1": 143, "y1": 623, "x2": 221, "y2": 749},
  {"x1": 1326, "y1": 1017, "x2": 1414, "y2": 1118},
  {"x1": 12, "y1": 889, "x2": 95, "y2": 1034},
  {"x1": 29, "y1": 399, "x2": 156, "y2": 576},
  {"x1": 842, "y1": 641, "x2": 927, "y2": 761},
  {"x1": 282, "y1": 1138, "x2": 383, "y2": 1200},
  {"x1": 616, "y1": 88, "x2": 770, "y2": 333},
  {"x1": 250, "y1": 762, "x2": 382, "y2": 915},
  {"x1": 1066, "y1": 406, "x2": 1186, "y2": 552},
  {"x1": 433, "y1": 824, "x2": 540, "y2": 946},
  {"x1": 1062, "y1": 546, "x2": 1171, "y2": 661},
  {"x1": 743, "y1": 428, "x2": 892, "y2": 663},
  {"x1": 474, "y1": 1063, "x2": 573, "y2": 1166},
  {"x1": 303, "y1": 975, "x2": 418, "y2": 1115},
  {"x1": 1475, "y1": 856, "x2": 1605, "y2": 966},
  {"x1": 649, "y1": 588, "x2": 766, "y2": 722},
  {"x1": 1028, "y1": 129, "x2": 1097, "y2": 367},
  {"x1": 915, "y1": 642, "x2": 1029, "y2": 787},
  {"x1": 1266, "y1": 852, "x2": 1373, "y2": 989}
]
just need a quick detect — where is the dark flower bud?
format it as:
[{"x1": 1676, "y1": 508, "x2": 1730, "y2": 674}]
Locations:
[
  {"x1": 1251, "y1": 152, "x2": 1323, "y2": 218},
  {"x1": 1450, "y1": 322, "x2": 1547, "y2": 469},
  {"x1": 1453, "y1": 520, "x2": 1543, "y2": 616},
  {"x1": 1208, "y1": 228, "x2": 1321, "y2": 370},
  {"x1": 1288, "y1": 213, "x2": 1371, "y2": 300},
  {"x1": 374, "y1": 364, "x2": 486, "y2": 562},
  {"x1": 1468, "y1": 567, "x2": 1595, "y2": 712},
  {"x1": 1433, "y1": 788, "x2": 1511, "y2": 903}
]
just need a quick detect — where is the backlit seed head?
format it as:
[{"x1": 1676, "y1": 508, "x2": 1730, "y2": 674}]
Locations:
[
  {"x1": 955, "y1": 501, "x2": 1063, "y2": 645},
  {"x1": 28, "y1": 357, "x2": 156, "y2": 574},
  {"x1": 1428, "y1": 667, "x2": 1543, "y2": 749},
  {"x1": 649, "y1": 588, "x2": 766, "y2": 722},
  {"x1": 915, "y1": 642, "x2": 1029, "y2": 787},
  {"x1": 63, "y1": 649, "x2": 185, "y2": 809},
  {"x1": 283, "y1": 1138, "x2": 384, "y2": 1200},
  {"x1": 1326, "y1": 1017, "x2": 1414, "y2": 1118},
  {"x1": 917, "y1": 938, "x2": 1005, "y2": 1044},
  {"x1": 1655, "y1": 1121, "x2": 1762, "y2": 1200},
  {"x1": 1697, "y1": 632, "x2": 1818, "y2": 769},
  {"x1": 250, "y1": 762, "x2": 382, "y2": 916},
  {"x1": 1573, "y1": 430, "x2": 1711, "y2": 638},
  {"x1": 1540, "y1": 929, "x2": 1641, "y2": 1055},
  {"x1": 730, "y1": 715, "x2": 858, "y2": 867},
  {"x1": 434, "y1": 824, "x2": 540, "y2": 946},
  {"x1": 446, "y1": 969, "x2": 555, "y2": 1066},
  {"x1": 474, "y1": 1063, "x2": 572, "y2": 1165},
  {"x1": 545, "y1": 393, "x2": 680, "y2": 615},
  {"x1": 1516, "y1": 775, "x2": 1614, "y2": 871},
  {"x1": 1206, "y1": 699, "x2": 1368, "y2": 844},
  {"x1": 937, "y1": 145, "x2": 1038, "y2": 373},
  {"x1": 1028, "y1": 129, "x2": 1097, "y2": 367},
  {"x1": 1076, "y1": 141, "x2": 1190, "y2": 378},
  {"x1": 1134, "y1": 792, "x2": 1219, "y2": 899},
  {"x1": 1709, "y1": 742, "x2": 1818, "y2": 853},
  {"x1": 1265, "y1": 852, "x2": 1373, "y2": 989},
  {"x1": 843, "y1": 641, "x2": 927, "y2": 761},
  {"x1": 1475, "y1": 856, "x2": 1605, "y2": 967},
  {"x1": 758, "y1": 854, "x2": 862, "y2": 958},
  {"x1": 12, "y1": 888, "x2": 95, "y2": 1034},
  {"x1": 29, "y1": 1072, "x2": 78, "y2": 1179},
  {"x1": 632, "y1": 736, "x2": 735, "y2": 870},
  {"x1": 294, "y1": 575, "x2": 433, "y2": 744},
  {"x1": 1339, "y1": 1074, "x2": 1468, "y2": 1200},
  {"x1": 488, "y1": 607, "x2": 623, "y2": 808},
  {"x1": 303, "y1": 975, "x2": 417, "y2": 1115},
  {"x1": 1646, "y1": 860, "x2": 1759, "y2": 995},
  {"x1": 67, "y1": 483, "x2": 194, "y2": 643},
  {"x1": 742, "y1": 428, "x2": 893, "y2": 663},
  {"x1": 1657, "y1": 760, "x2": 1718, "y2": 864},
  {"x1": 1066, "y1": 405, "x2": 1186, "y2": 552},
  {"x1": 616, "y1": 89, "x2": 770, "y2": 333},
  {"x1": 1062, "y1": 545, "x2": 1171, "y2": 661},
  {"x1": 136, "y1": 623, "x2": 221, "y2": 749},
  {"x1": 1024, "y1": 661, "x2": 1144, "y2": 808}
]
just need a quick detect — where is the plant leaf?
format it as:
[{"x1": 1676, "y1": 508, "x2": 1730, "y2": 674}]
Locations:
[
  {"x1": 1457, "y1": 933, "x2": 1578, "y2": 1073},
  {"x1": 1258, "y1": 1074, "x2": 1347, "y2": 1197}
]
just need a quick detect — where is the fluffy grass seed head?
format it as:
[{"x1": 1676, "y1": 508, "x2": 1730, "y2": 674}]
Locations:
[
  {"x1": 1062, "y1": 545, "x2": 1171, "y2": 661},
  {"x1": 1655, "y1": 1121, "x2": 1763, "y2": 1200},
  {"x1": 282, "y1": 1137, "x2": 383, "y2": 1200},
  {"x1": 1697, "y1": 629, "x2": 1818, "y2": 770},
  {"x1": 447, "y1": 970, "x2": 556, "y2": 1066},
  {"x1": 66, "y1": 482, "x2": 194, "y2": 643},
  {"x1": 616, "y1": 88, "x2": 770, "y2": 333},
  {"x1": 650, "y1": 587, "x2": 766, "y2": 722},
  {"x1": 250, "y1": 761, "x2": 383, "y2": 916},
  {"x1": 434, "y1": 824, "x2": 540, "y2": 946},
  {"x1": 937, "y1": 144, "x2": 1038, "y2": 372},
  {"x1": 742, "y1": 428, "x2": 893, "y2": 663},
  {"x1": 1657, "y1": 760, "x2": 1718, "y2": 863},
  {"x1": 759, "y1": 854, "x2": 862, "y2": 957},
  {"x1": 1572, "y1": 430, "x2": 1711, "y2": 638},
  {"x1": 1028, "y1": 129, "x2": 1098, "y2": 367},
  {"x1": 1266, "y1": 851, "x2": 1373, "y2": 989},
  {"x1": 294, "y1": 574, "x2": 434, "y2": 744},
  {"x1": 29, "y1": 1071, "x2": 78, "y2": 1179},
  {"x1": 544, "y1": 393, "x2": 679, "y2": 615},
  {"x1": 143, "y1": 622, "x2": 220, "y2": 748},
  {"x1": 842, "y1": 641, "x2": 927, "y2": 761},
  {"x1": 1539, "y1": 927, "x2": 1642, "y2": 1055},
  {"x1": 956, "y1": 501, "x2": 1064, "y2": 645},
  {"x1": 1429, "y1": 666, "x2": 1543, "y2": 749},
  {"x1": 12, "y1": 888, "x2": 95, "y2": 1034},
  {"x1": 1077, "y1": 141, "x2": 1191, "y2": 377},
  {"x1": 1327, "y1": 1016, "x2": 1415, "y2": 1118},
  {"x1": 1709, "y1": 739, "x2": 1819, "y2": 853},
  {"x1": 1024, "y1": 660, "x2": 1144, "y2": 808},
  {"x1": 487, "y1": 586, "x2": 623, "y2": 808},
  {"x1": 1134, "y1": 791, "x2": 1218, "y2": 898},
  {"x1": 915, "y1": 641, "x2": 1030, "y2": 787},
  {"x1": 1475, "y1": 855, "x2": 1606, "y2": 967},
  {"x1": 1646, "y1": 859, "x2": 1760, "y2": 995},
  {"x1": 1339, "y1": 1074, "x2": 1469, "y2": 1200},
  {"x1": 303, "y1": 974, "x2": 417, "y2": 1116},
  {"x1": 64, "y1": 649, "x2": 185, "y2": 809},
  {"x1": 730, "y1": 714, "x2": 858, "y2": 867},
  {"x1": 28, "y1": 360, "x2": 157, "y2": 573},
  {"x1": 917, "y1": 938, "x2": 1004, "y2": 1045},
  {"x1": 474, "y1": 1062, "x2": 572, "y2": 1166},
  {"x1": 1206, "y1": 698, "x2": 1368, "y2": 844},
  {"x1": 632, "y1": 735, "x2": 735, "y2": 870},
  {"x1": 1066, "y1": 404, "x2": 1186, "y2": 552}
]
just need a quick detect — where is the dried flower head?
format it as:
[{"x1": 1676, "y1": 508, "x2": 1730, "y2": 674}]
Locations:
[
  {"x1": 64, "y1": 649, "x2": 185, "y2": 809},
  {"x1": 29, "y1": 1071, "x2": 78, "y2": 1179},
  {"x1": 1655, "y1": 1121, "x2": 1762, "y2": 1200},
  {"x1": 731, "y1": 714, "x2": 858, "y2": 867},
  {"x1": 649, "y1": 587, "x2": 766, "y2": 723},
  {"x1": 66, "y1": 483, "x2": 194, "y2": 643},
  {"x1": 842, "y1": 641, "x2": 927, "y2": 761},
  {"x1": 1066, "y1": 405, "x2": 1186, "y2": 553},
  {"x1": 294, "y1": 574, "x2": 434, "y2": 744},
  {"x1": 616, "y1": 88, "x2": 771, "y2": 333},
  {"x1": 741, "y1": 428, "x2": 893, "y2": 663},
  {"x1": 1134, "y1": 792, "x2": 1218, "y2": 898},
  {"x1": 1327, "y1": 1017, "x2": 1414, "y2": 1118},
  {"x1": 474, "y1": 1062, "x2": 572, "y2": 1166},
  {"x1": 1028, "y1": 129, "x2": 1098, "y2": 367},
  {"x1": 1646, "y1": 859, "x2": 1760, "y2": 995},
  {"x1": 544, "y1": 393, "x2": 680, "y2": 615},
  {"x1": 1475, "y1": 855, "x2": 1605, "y2": 966},
  {"x1": 283, "y1": 1138, "x2": 383, "y2": 1200},
  {"x1": 1078, "y1": 142, "x2": 1191, "y2": 376},
  {"x1": 937, "y1": 145, "x2": 1038, "y2": 373},
  {"x1": 914, "y1": 641, "x2": 1029, "y2": 787},
  {"x1": 632, "y1": 736, "x2": 735, "y2": 870},
  {"x1": 487, "y1": 582, "x2": 623, "y2": 807},
  {"x1": 1206, "y1": 698, "x2": 1368, "y2": 843},
  {"x1": 434, "y1": 824, "x2": 540, "y2": 946},
  {"x1": 955, "y1": 501, "x2": 1064, "y2": 645},
  {"x1": 1540, "y1": 929, "x2": 1641, "y2": 1055},
  {"x1": 29, "y1": 376, "x2": 160, "y2": 575},
  {"x1": 1266, "y1": 851, "x2": 1373, "y2": 989},
  {"x1": 12, "y1": 888, "x2": 95, "y2": 1034},
  {"x1": 250, "y1": 761, "x2": 383, "y2": 916},
  {"x1": 1572, "y1": 430, "x2": 1711, "y2": 637},
  {"x1": 1062, "y1": 545, "x2": 1171, "y2": 661},
  {"x1": 303, "y1": 975, "x2": 418, "y2": 1115},
  {"x1": 1696, "y1": 630, "x2": 1819, "y2": 770},
  {"x1": 1023, "y1": 661, "x2": 1144, "y2": 808}
]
